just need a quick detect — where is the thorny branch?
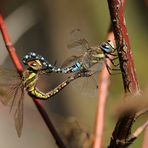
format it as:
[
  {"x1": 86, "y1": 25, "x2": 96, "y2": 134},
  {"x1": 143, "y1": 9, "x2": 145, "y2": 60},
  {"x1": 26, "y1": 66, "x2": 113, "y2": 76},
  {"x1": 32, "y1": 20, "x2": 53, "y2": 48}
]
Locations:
[
  {"x1": 107, "y1": 0, "x2": 141, "y2": 147},
  {"x1": 0, "y1": 14, "x2": 66, "y2": 148}
]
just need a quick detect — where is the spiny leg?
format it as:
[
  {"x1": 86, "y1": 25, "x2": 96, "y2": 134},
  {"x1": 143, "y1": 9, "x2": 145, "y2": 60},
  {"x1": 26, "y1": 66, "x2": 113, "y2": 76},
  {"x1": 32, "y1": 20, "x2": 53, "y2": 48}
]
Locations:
[
  {"x1": 105, "y1": 55, "x2": 119, "y2": 67},
  {"x1": 105, "y1": 62, "x2": 121, "y2": 75}
]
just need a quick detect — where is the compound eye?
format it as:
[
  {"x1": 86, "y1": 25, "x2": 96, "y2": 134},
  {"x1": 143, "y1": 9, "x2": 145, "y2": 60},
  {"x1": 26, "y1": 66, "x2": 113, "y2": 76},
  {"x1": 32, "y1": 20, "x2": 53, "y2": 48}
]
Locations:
[
  {"x1": 102, "y1": 43, "x2": 109, "y2": 49},
  {"x1": 105, "y1": 44, "x2": 110, "y2": 49},
  {"x1": 27, "y1": 61, "x2": 37, "y2": 67}
]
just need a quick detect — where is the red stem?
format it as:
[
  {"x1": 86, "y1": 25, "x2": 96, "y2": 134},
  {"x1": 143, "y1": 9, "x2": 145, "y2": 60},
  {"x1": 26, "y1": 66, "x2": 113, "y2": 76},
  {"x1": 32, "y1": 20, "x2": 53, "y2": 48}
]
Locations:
[
  {"x1": 108, "y1": 0, "x2": 139, "y2": 94},
  {"x1": 0, "y1": 15, "x2": 23, "y2": 74},
  {"x1": 0, "y1": 14, "x2": 65, "y2": 148},
  {"x1": 93, "y1": 1, "x2": 127, "y2": 147},
  {"x1": 107, "y1": 0, "x2": 140, "y2": 147}
]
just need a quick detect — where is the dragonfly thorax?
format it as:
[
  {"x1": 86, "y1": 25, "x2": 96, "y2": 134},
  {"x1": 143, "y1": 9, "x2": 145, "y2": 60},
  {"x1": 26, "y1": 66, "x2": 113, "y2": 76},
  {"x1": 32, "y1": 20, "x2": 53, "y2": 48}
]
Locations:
[{"x1": 22, "y1": 70, "x2": 38, "y2": 92}]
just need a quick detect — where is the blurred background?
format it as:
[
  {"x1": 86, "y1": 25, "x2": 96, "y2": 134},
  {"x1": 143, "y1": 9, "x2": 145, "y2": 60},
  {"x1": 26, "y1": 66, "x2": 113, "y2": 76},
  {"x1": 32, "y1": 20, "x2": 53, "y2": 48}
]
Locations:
[{"x1": 0, "y1": 0, "x2": 148, "y2": 147}]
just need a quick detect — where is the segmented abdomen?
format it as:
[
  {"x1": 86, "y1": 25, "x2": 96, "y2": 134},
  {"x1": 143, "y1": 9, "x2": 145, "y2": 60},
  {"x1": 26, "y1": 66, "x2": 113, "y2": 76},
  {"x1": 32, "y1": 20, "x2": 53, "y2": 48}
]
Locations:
[{"x1": 25, "y1": 71, "x2": 81, "y2": 100}]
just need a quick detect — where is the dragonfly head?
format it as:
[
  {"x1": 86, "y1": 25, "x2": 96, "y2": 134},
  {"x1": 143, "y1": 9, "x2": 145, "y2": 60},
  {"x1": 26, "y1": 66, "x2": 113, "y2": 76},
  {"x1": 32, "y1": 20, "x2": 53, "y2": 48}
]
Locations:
[
  {"x1": 23, "y1": 52, "x2": 49, "y2": 71},
  {"x1": 26, "y1": 60, "x2": 43, "y2": 70},
  {"x1": 100, "y1": 40, "x2": 114, "y2": 54}
]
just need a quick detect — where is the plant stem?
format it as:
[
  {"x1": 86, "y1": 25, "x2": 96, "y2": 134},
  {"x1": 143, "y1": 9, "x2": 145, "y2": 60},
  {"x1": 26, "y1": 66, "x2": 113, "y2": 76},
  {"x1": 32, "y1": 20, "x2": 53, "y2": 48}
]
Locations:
[
  {"x1": 107, "y1": 0, "x2": 140, "y2": 147},
  {"x1": 93, "y1": 30, "x2": 115, "y2": 148},
  {"x1": 126, "y1": 121, "x2": 148, "y2": 146}
]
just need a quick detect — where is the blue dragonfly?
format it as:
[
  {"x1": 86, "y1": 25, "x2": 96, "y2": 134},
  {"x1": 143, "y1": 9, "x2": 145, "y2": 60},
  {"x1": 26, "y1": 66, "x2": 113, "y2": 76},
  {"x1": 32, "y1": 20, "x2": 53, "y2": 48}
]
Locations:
[
  {"x1": 59, "y1": 38, "x2": 117, "y2": 96},
  {"x1": 60, "y1": 40, "x2": 116, "y2": 75},
  {"x1": 64, "y1": 28, "x2": 120, "y2": 76}
]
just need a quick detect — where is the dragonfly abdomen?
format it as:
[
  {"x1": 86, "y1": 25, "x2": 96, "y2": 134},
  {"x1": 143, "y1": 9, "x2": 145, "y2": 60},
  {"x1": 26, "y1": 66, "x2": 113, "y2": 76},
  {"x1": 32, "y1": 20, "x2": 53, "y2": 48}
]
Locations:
[
  {"x1": 27, "y1": 75, "x2": 77, "y2": 100},
  {"x1": 61, "y1": 62, "x2": 81, "y2": 74}
]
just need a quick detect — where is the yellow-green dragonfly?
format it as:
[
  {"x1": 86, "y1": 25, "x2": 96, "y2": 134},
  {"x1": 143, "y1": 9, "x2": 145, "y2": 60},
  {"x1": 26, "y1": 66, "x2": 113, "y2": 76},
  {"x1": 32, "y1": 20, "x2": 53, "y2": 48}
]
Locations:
[{"x1": 0, "y1": 55, "x2": 86, "y2": 137}]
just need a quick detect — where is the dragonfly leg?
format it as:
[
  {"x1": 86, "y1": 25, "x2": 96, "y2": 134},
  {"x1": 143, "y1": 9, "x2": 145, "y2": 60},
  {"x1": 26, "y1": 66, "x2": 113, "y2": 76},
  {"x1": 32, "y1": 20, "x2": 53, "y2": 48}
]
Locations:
[
  {"x1": 105, "y1": 62, "x2": 121, "y2": 75},
  {"x1": 108, "y1": 53, "x2": 118, "y2": 56},
  {"x1": 110, "y1": 59, "x2": 120, "y2": 67},
  {"x1": 105, "y1": 55, "x2": 119, "y2": 67}
]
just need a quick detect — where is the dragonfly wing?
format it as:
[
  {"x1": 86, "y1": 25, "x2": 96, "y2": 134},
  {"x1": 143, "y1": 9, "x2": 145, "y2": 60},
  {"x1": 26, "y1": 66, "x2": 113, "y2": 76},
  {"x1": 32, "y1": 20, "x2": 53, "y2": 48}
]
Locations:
[
  {"x1": 70, "y1": 73, "x2": 99, "y2": 98},
  {"x1": 88, "y1": 60, "x2": 105, "y2": 74},
  {"x1": 14, "y1": 86, "x2": 24, "y2": 137},
  {"x1": 61, "y1": 55, "x2": 81, "y2": 68},
  {"x1": 0, "y1": 67, "x2": 21, "y2": 105},
  {"x1": 67, "y1": 39, "x2": 89, "y2": 52},
  {"x1": 0, "y1": 86, "x2": 10, "y2": 105},
  {"x1": 0, "y1": 67, "x2": 19, "y2": 83},
  {"x1": 67, "y1": 28, "x2": 90, "y2": 52},
  {"x1": 77, "y1": 61, "x2": 104, "y2": 97},
  {"x1": 0, "y1": 67, "x2": 24, "y2": 137}
]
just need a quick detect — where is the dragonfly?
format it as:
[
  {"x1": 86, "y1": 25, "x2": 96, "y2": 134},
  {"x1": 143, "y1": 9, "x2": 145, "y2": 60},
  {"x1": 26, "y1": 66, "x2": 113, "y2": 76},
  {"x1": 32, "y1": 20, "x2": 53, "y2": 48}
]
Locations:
[
  {"x1": 60, "y1": 40, "x2": 116, "y2": 75},
  {"x1": 58, "y1": 29, "x2": 118, "y2": 76},
  {"x1": 22, "y1": 39, "x2": 117, "y2": 77},
  {"x1": 22, "y1": 39, "x2": 118, "y2": 97},
  {"x1": 0, "y1": 52, "x2": 88, "y2": 137},
  {"x1": 58, "y1": 40, "x2": 118, "y2": 96},
  {"x1": 24, "y1": 43, "x2": 117, "y2": 97},
  {"x1": 43, "y1": 29, "x2": 118, "y2": 96}
]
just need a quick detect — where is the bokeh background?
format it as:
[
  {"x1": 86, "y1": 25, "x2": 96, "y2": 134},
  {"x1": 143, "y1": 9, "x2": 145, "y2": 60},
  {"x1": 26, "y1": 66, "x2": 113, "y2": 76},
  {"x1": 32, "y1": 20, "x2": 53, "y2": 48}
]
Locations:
[{"x1": 0, "y1": 0, "x2": 148, "y2": 147}]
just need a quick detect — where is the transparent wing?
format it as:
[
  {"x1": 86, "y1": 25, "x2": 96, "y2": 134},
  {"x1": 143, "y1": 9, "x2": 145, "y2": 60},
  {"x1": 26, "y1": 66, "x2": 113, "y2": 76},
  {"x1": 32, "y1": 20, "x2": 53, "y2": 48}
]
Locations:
[
  {"x1": 14, "y1": 86, "x2": 24, "y2": 137},
  {"x1": 0, "y1": 67, "x2": 19, "y2": 83},
  {"x1": 67, "y1": 28, "x2": 89, "y2": 52},
  {"x1": 69, "y1": 60, "x2": 105, "y2": 98},
  {"x1": 61, "y1": 55, "x2": 81, "y2": 68},
  {"x1": 0, "y1": 67, "x2": 24, "y2": 137},
  {"x1": 0, "y1": 67, "x2": 22, "y2": 105},
  {"x1": 88, "y1": 60, "x2": 104, "y2": 74},
  {"x1": 70, "y1": 73, "x2": 99, "y2": 98}
]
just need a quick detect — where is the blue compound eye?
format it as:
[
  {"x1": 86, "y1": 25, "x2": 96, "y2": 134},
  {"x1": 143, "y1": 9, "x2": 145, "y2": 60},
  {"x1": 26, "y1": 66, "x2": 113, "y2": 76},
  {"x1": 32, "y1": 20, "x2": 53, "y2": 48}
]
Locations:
[
  {"x1": 102, "y1": 43, "x2": 110, "y2": 49},
  {"x1": 100, "y1": 42, "x2": 112, "y2": 53}
]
